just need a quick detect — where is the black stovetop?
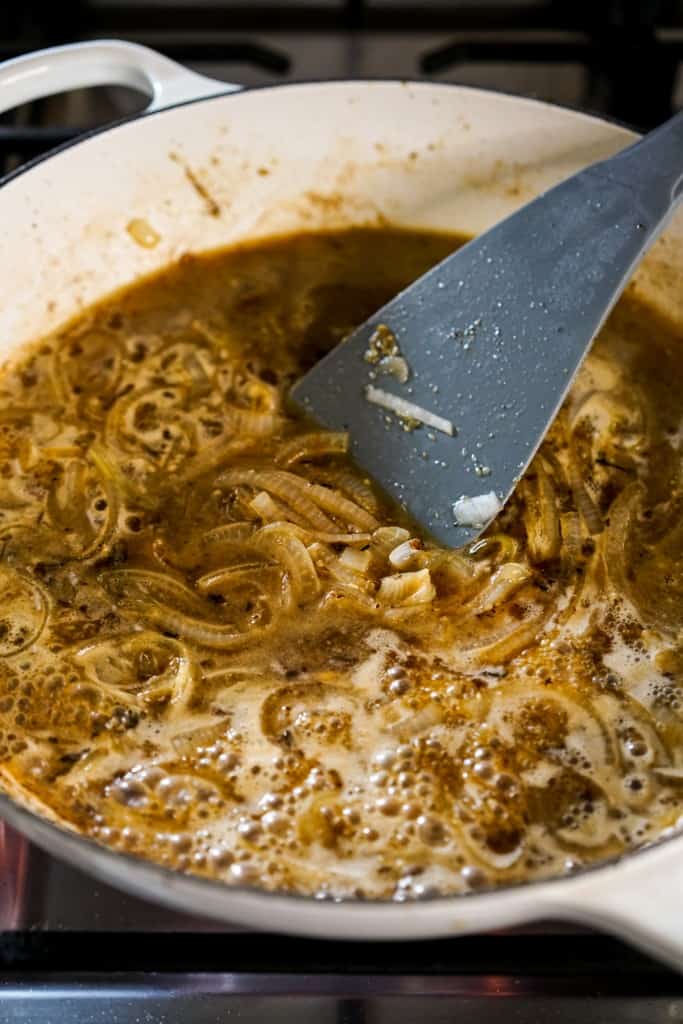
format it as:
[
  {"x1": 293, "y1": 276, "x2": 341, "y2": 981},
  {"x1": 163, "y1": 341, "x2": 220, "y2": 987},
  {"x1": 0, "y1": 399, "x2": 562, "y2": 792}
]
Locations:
[{"x1": 1, "y1": 0, "x2": 683, "y2": 180}]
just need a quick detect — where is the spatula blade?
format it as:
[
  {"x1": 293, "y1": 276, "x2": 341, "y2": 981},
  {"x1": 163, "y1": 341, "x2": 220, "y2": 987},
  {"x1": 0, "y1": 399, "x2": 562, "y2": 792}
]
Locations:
[{"x1": 291, "y1": 154, "x2": 672, "y2": 547}]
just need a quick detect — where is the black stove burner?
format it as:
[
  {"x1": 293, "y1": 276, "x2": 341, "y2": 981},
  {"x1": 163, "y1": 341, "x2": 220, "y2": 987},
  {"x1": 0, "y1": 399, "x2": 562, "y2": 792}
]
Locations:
[
  {"x1": 420, "y1": 1, "x2": 683, "y2": 130},
  {"x1": 2, "y1": 927, "x2": 683, "y2": 1023},
  {"x1": 0, "y1": 0, "x2": 681, "y2": 178}
]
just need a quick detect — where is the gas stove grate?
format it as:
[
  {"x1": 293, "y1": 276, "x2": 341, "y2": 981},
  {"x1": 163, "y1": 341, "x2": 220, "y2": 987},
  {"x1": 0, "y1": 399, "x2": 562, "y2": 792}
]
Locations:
[{"x1": 1, "y1": 0, "x2": 682, "y2": 176}]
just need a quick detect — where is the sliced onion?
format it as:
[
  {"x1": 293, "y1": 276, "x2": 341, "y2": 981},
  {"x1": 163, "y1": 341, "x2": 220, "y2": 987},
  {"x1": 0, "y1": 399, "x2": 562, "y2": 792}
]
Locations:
[
  {"x1": 73, "y1": 631, "x2": 197, "y2": 711},
  {"x1": 0, "y1": 479, "x2": 32, "y2": 510},
  {"x1": 302, "y1": 531, "x2": 372, "y2": 546},
  {"x1": 469, "y1": 533, "x2": 520, "y2": 563},
  {"x1": 54, "y1": 329, "x2": 123, "y2": 405},
  {"x1": 471, "y1": 614, "x2": 549, "y2": 665},
  {"x1": 72, "y1": 450, "x2": 120, "y2": 560},
  {"x1": 309, "y1": 542, "x2": 374, "y2": 591},
  {"x1": 307, "y1": 484, "x2": 379, "y2": 531},
  {"x1": 249, "y1": 490, "x2": 310, "y2": 528},
  {"x1": 422, "y1": 548, "x2": 475, "y2": 594},
  {"x1": 303, "y1": 466, "x2": 380, "y2": 514},
  {"x1": 371, "y1": 527, "x2": 411, "y2": 562},
  {"x1": 252, "y1": 524, "x2": 320, "y2": 606},
  {"x1": 88, "y1": 441, "x2": 156, "y2": 511},
  {"x1": 446, "y1": 597, "x2": 554, "y2": 668},
  {"x1": 260, "y1": 680, "x2": 358, "y2": 749},
  {"x1": 182, "y1": 349, "x2": 213, "y2": 397},
  {"x1": 146, "y1": 608, "x2": 270, "y2": 650},
  {"x1": 602, "y1": 482, "x2": 641, "y2": 594},
  {"x1": 157, "y1": 522, "x2": 257, "y2": 571},
  {"x1": 101, "y1": 568, "x2": 210, "y2": 616},
  {"x1": 103, "y1": 384, "x2": 197, "y2": 470},
  {"x1": 318, "y1": 585, "x2": 381, "y2": 613},
  {"x1": 217, "y1": 469, "x2": 336, "y2": 531},
  {"x1": 524, "y1": 460, "x2": 560, "y2": 562},
  {"x1": 47, "y1": 459, "x2": 110, "y2": 560},
  {"x1": 556, "y1": 800, "x2": 617, "y2": 850},
  {"x1": 253, "y1": 524, "x2": 373, "y2": 547},
  {"x1": 0, "y1": 521, "x2": 73, "y2": 566},
  {"x1": 47, "y1": 460, "x2": 90, "y2": 538},
  {"x1": 604, "y1": 481, "x2": 683, "y2": 634},
  {"x1": 559, "y1": 511, "x2": 583, "y2": 569},
  {"x1": 179, "y1": 435, "x2": 265, "y2": 484},
  {"x1": 0, "y1": 567, "x2": 48, "y2": 656},
  {"x1": 378, "y1": 569, "x2": 435, "y2": 606},
  {"x1": 468, "y1": 562, "x2": 532, "y2": 615},
  {"x1": 171, "y1": 717, "x2": 233, "y2": 757},
  {"x1": 99, "y1": 569, "x2": 274, "y2": 647},
  {"x1": 275, "y1": 432, "x2": 349, "y2": 467},
  {"x1": 378, "y1": 355, "x2": 410, "y2": 383},
  {"x1": 462, "y1": 836, "x2": 524, "y2": 872},
  {"x1": 196, "y1": 563, "x2": 279, "y2": 595},
  {"x1": 568, "y1": 451, "x2": 603, "y2": 535},
  {"x1": 223, "y1": 405, "x2": 284, "y2": 438},
  {"x1": 100, "y1": 567, "x2": 276, "y2": 648},
  {"x1": 239, "y1": 373, "x2": 281, "y2": 413}
]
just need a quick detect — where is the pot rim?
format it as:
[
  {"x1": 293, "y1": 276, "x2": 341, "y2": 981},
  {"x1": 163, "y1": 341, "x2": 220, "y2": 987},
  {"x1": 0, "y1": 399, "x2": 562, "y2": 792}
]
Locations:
[{"x1": 0, "y1": 74, "x2": 639, "y2": 193}]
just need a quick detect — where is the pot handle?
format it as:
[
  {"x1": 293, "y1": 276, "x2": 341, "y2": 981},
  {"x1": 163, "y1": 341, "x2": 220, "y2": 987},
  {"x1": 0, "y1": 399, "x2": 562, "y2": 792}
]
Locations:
[
  {"x1": 545, "y1": 839, "x2": 683, "y2": 972},
  {"x1": 0, "y1": 39, "x2": 238, "y2": 119}
]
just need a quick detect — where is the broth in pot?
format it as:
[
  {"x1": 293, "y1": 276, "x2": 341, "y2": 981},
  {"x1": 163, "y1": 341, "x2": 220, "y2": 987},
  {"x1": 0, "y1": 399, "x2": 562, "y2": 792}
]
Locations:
[{"x1": 0, "y1": 227, "x2": 681, "y2": 899}]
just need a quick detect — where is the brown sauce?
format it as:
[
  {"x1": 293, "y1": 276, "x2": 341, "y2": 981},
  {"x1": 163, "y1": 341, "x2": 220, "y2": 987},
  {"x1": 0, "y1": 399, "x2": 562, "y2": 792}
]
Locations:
[{"x1": 0, "y1": 227, "x2": 681, "y2": 899}]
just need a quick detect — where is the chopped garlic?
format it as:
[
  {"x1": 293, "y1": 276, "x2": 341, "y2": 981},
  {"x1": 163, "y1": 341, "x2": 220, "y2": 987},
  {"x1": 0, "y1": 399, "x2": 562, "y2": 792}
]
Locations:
[{"x1": 453, "y1": 491, "x2": 502, "y2": 528}]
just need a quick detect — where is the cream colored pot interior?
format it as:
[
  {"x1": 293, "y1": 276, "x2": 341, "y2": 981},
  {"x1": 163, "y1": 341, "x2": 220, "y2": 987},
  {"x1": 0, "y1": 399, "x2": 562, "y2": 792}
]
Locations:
[
  {"x1": 0, "y1": 41, "x2": 682, "y2": 965},
  {"x1": 2, "y1": 51, "x2": 680, "y2": 351}
]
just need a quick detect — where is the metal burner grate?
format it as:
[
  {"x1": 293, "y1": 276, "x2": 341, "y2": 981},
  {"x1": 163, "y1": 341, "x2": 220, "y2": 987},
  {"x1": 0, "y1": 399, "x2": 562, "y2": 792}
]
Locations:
[{"x1": 1, "y1": 0, "x2": 682, "y2": 175}]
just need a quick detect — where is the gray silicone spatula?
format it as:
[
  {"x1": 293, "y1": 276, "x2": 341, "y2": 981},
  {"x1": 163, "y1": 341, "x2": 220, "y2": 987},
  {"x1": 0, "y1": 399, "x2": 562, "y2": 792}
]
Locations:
[{"x1": 291, "y1": 111, "x2": 683, "y2": 547}]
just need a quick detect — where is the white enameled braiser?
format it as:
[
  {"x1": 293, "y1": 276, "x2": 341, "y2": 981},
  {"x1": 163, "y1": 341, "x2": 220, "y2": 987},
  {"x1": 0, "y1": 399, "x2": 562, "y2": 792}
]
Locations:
[{"x1": 0, "y1": 40, "x2": 682, "y2": 967}]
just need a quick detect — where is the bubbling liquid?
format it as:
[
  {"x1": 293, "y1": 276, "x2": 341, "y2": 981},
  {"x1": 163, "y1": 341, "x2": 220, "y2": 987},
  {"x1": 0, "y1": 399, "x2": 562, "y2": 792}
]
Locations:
[{"x1": 0, "y1": 228, "x2": 681, "y2": 900}]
